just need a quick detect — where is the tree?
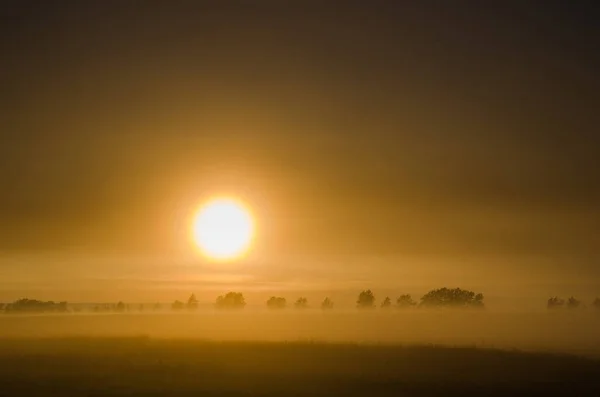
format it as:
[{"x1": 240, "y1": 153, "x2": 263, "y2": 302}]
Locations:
[
  {"x1": 567, "y1": 296, "x2": 582, "y2": 309},
  {"x1": 266, "y1": 296, "x2": 286, "y2": 309},
  {"x1": 0, "y1": 303, "x2": 4, "y2": 311},
  {"x1": 321, "y1": 297, "x2": 334, "y2": 310},
  {"x1": 593, "y1": 298, "x2": 600, "y2": 310},
  {"x1": 171, "y1": 300, "x2": 184, "y2": 311},
  {"x1": 547, "y1": 297, "x2": 565, "y2": 309},
  {"x1": 4, "y1": 298, "x2": 69, "y2": 313},
  {"x1": 115, "y1": 301, "x2": 126, "y2": 312},
  {"x1": 420, "y1": 288, "x2": 484, "y2": 308},
  {"x1": 380, "y1": 296, "x2": 392, "y2": 309},
  {"x1": 153, "y1": 303, "x2": 162, "y2": 311},
  {"x1": 396, "y1": 294, "x2": 416, "y2": 308},
  {"x1": 215, "y1": 292, "x2": 246, "y2": 309},
  {"x1": 187, "y1": 294, "x2": 199, "y2": 310},
  {"x1": 357, "y1": 290, "x2": 375, "y2": 309},
  {"x1": 294, "y1": 297, "x2": 308, "y2": 309}
]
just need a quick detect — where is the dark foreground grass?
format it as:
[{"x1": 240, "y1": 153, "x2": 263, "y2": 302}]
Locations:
[{"x1": 0, "y1": 337, "x2": 598, "y2": 397}]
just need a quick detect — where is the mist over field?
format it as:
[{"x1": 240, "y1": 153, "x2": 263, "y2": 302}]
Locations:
[{"x1": 1, "y1": 309, "x2": 599, "y2": 357}]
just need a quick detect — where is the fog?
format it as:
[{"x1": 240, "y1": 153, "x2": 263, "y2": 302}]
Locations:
[{"x1": 1, "y1": 310, "x2": 599, "y2": 357}]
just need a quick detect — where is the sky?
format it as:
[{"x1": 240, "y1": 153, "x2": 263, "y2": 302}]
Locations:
[{"x1": 0, "y1": 1, "x2": 598, "y2": 303}]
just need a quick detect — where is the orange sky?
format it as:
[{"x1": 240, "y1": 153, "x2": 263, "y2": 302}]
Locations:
[{"x1": 0, "y1": 2, "x2": 598, "y2": 303}]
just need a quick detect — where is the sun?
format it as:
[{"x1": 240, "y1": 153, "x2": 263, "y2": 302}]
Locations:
[{"x1": 191, "y1": 198, "x2": 255, "y2": 260}]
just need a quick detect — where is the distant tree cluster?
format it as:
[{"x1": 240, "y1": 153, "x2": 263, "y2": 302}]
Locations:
[
  {"x1": 420, "y1": 288, "x2": 484, "y2": 308},
  {"x1": 4, "y1": 298, "x2": 68, "y2": 313},
  {"x1": 92, "y1": 302, "x2": 130, "y2": 313},
  {"x1": 171, "y1": 294, "x2": 199, "y2": 311},
  {"x1": 355, "y1": 288, "x2": 484, "y2": 310},
  {"x1": 266, "y1": 296, "x2": 287, "y2": 309},
  {"x1": 357, "y1": 290, "x2": 376, "y2": 308},
  {"x1": 215, "y1": 292, "x2": 246, "y2": 309},
  {"x1": 294, "y1": 297, "x2": 308, "y2": 309},
  {"x1": 396, "y1": 294, "x2": 417, "y2": 308},
  {"x1": 4, "y1": 291, "x2": 598, "y2": 315},
  {"x1": 547, "y1": 296, "x2": 597, "y2": 310},
  {"x1": 321, "y1": 297, "x2": 334, "y2": 310},
  {"x1": 547, "y1": 297, "x2": 565, "y2": 309}
]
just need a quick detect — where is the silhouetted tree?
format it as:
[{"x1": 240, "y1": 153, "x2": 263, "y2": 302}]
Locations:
[
  {"x1": 266, "y1": 296, "x2": 286, "y2": 309},
  {"x1": 4, "y1": 298, "x2": 68, "y2": 313},
  {"x1": 357, "y1": 290, "x2": 376, "y2": 309},
  {"x1": 547, "y1": 297, "x2": 565, "y2": 309},
  {"x1": 381, "y1": 296, "x2": 392, "y2": 308},
  {"x1": 115, "y1": 301, "x2": 126, "y2": 312},
  {"x1": 215, "y1": 292, "x2": 246, "y2": 309},
  {"x1": 294, "y1": 297, "x2": 308, "y2": 309},
  {"x1": 0, "y1": 303, "x2": 5, "y2": 311},
  {"x1": 420, "y1": 288, "x2": 484, "y2": 308},
  {"x1": 593, "y1": 298, "x2": 600, "y2": 310},
  {"x1": 567, "y1": 296, "x2": 582, "y2": 309},
  {"x1": 396, "y1": 294, "x2": 417, "y2": 308},
  {"x1": 321, "y1": 297, "x2": 334, "y2": 310},
  {"x1": 153, "y1": 303, "x2": 162, "y2": 311},
  {"x1": 138, "y1": 304, "x2": 144, "y2": 312},
  {"x1": 187, "y1": 294, "x2": 199, "y2": 310},
  {"x1": 171, "y1": 300, "x2": 184, "y2": 311}
]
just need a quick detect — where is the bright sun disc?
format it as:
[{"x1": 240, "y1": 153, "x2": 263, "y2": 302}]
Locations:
[{"x1": 192, "y1": 198, "x2": 254, "y2": 260}]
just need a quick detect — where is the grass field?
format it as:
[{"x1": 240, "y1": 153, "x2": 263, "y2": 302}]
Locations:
[
  {"x1": 0, "y1": 337, "x2": 599, "y2": 396},
  {"x1": 1, "y1": 310, "x2": 599, "y2": 355},
  {"x1": 1, "y1": 311, "x2": 599, "y2": 396}
]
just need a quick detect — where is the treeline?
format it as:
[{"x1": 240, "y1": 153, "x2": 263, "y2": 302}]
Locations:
[
  {"x1": 90, "y1": 302, "x2": 162, "y2": 313},
  {"x1": 547, "y1": 296, "x2": 600, "y2": 310},
  {"x1": 2, "y1": 290, "x2": 599, "y2": 314},
  {"x1": 263, "y1": 288, "x2": 485, "y2": 310},
  {"x1": 0, "y1": 299, "x2": 68, "y2": 313}
]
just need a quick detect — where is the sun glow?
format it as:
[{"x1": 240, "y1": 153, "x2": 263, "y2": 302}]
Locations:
[{"x1": 191, "y1": 198, "x2": 254, "y2": 260}]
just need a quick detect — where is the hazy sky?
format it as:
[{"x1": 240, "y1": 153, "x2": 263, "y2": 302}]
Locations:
[{"x1": 1, "y1": 1, "x2": 598, "y2": 302}]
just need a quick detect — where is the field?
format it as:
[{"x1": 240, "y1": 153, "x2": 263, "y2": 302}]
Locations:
[
  {"x1": 1, "y1": 311, "x2": 600, "y2": 396},
  {"x1": 1, "y1": 337, "x2": 599, "y2": 396},
  {"x1": 1, "y1": 310, "x2": 599, "y2": 355}
]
